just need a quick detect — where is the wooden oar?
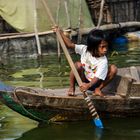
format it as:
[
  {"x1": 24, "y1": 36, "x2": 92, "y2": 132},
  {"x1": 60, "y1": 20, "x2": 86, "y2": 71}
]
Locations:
[{"x1": 41, "y1": 0, "x2": 104, "y2": 128}]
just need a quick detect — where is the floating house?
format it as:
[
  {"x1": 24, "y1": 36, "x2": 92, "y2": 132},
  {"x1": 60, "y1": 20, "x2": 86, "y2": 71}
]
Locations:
[{"x1": 0, "y1": 0, "x2": 140, "y2": 58}]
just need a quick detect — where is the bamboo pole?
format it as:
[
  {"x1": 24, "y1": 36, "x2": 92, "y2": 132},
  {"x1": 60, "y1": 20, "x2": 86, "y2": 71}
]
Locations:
[
  {"x1": 0, "y1": 30, "x2": 53, "y2": 40},
  {"x1": 56, "y1": 0, "x2": 61, "y2": 61},
  {"x1": 77, "y1": 0, "x2": 82, "y2": 44},
  {"x1": 0, "y1": 32, "x2": 26, "y2": 37},
  {"x1": 1, "y1": 21, "x2": 140, "y2": 40},
  {"x1": 80, "y1": 21, "x2": 140, "y2": 34},
  {"x1": 64, "y1": 0, "x2": 71, "y2": 28},
  {"x1": 33, "y1": 0, "x2": 42, "y2": 56},
  {"x1": 97, "y1": 0, "x2": 105, "y2": 29}
]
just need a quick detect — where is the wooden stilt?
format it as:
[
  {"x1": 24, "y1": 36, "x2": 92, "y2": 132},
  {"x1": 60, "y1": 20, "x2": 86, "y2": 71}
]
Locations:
[
  {"x1": 97, "y1": 0, "x2": 105, "y2": 29},
  {"x1": 64, "y1": 0, "x2": 71, "y2": 28},
  {"x1": 77, "y1": 0, "x2": 82, "y2": 44},
  {"x1": 33, "y1": 0, "x2": 42, "y2": 56}
]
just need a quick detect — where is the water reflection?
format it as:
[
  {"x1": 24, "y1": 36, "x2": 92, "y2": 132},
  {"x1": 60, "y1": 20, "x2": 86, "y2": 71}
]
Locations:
[
  {"x1": 1, "y1": 55, "x2": 70, "y2": 88},
  {"x1": 0, "y1": 41, "x2": 140, "y2": 89},
  {"x1": 101, "y1": 118, "x2": 140, "y2": 140},
  {"x1": 13, "y1": 118, "x2": 140, "y2": 140},
  {"x1": 15, "y1": 122, "x2": 104, "y2": 140},
  {"x1": 109, "y1": 41, "x2": 140, "y2": 67},
  {"x1": 0, "y1": 105, "x2": 37, "y2": 140}
]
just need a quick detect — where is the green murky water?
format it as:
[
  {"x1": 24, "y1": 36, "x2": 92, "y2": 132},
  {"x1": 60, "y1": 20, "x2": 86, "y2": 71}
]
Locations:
[{"x1": 0, "y1": 41, "x2": 140, "y2": 140}]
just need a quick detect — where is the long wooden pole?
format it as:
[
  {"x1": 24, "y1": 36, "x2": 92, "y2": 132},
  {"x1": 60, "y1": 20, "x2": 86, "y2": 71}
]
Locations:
[
  {"x1": 77, "y1": 0, "x2": 82, "y2": 44},
  {"x1": 1, "y1": 21, "x2": 140, "y2": 40},
  {"x1": 64, "y1": 0, "x2": 71, "y2": 28},
  {"x1": 97, "y1": 0, "x2": 105, "y2": 29},
  {"x1": 41, "y1": 0, "x2": 104, "y2": 128},
  {"x1": 33, "y1": 0, "x2": 42, "y2": 56},
  {"x1": 56, "y1": 0, "x2": 61, "y2": 61}
]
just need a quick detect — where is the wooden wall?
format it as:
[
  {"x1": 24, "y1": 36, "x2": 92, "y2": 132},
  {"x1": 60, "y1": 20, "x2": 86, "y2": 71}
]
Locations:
[{"x1": 86, "y1": 0, "x2": 140, "y2": 26}]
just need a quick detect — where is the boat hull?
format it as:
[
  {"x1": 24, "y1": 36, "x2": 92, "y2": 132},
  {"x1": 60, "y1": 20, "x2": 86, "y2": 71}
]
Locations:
[
  {"x1": 0, "y1": 87, "x2": 140, "y2": 123},
  {"x1": 0, "y1": 66, "x2": 140, "y2": 122}
]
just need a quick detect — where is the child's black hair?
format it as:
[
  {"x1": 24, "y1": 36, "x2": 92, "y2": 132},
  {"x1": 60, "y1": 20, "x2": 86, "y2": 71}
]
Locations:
[{"x1": 87, "y1": 29, "x2": 109, "y2": 56}]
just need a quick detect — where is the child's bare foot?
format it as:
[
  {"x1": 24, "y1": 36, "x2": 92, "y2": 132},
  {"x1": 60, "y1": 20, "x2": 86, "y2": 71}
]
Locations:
[
  {"x1": 67, "y1": 87, "x2": 75, "y2": 96},
  {"x1": 94, "y1": 88, "x2": 104, "y2": 97}
]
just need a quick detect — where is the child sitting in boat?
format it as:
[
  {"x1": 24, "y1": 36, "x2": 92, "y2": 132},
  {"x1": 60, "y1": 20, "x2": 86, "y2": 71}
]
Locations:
[{"x1": 53, "y1": 27, "x2": 117, "y2": 97}]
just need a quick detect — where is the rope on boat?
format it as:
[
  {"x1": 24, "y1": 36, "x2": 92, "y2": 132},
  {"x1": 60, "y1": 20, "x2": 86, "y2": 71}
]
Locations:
[
  {"x1": 13, "y1": 87, "x2": 47, "y2": 122},
  {"x1": 15, "y1": 87, "x2": 39, "y2": 94}
]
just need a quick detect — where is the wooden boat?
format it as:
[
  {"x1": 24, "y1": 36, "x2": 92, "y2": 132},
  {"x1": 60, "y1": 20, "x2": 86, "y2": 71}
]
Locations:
[{"x1": 0, "y1": 66, "x2": 140, "y2": 123}]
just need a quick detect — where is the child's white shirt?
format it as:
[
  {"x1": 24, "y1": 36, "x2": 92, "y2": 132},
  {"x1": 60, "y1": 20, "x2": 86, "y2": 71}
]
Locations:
[{"x1": 75, "y1": 44, "x2": 108, "y2": 81}]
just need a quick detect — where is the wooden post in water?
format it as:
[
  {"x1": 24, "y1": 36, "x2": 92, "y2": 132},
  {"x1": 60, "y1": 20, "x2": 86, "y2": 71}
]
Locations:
[{"x1": 33, "y1": 0, "x2": 42, "y2": 56}]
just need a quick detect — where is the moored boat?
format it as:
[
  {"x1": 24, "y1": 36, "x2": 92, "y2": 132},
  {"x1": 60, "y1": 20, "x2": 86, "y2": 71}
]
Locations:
[{"x1": 0, "y1": 66, "x2": 140, "y2": 123}]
